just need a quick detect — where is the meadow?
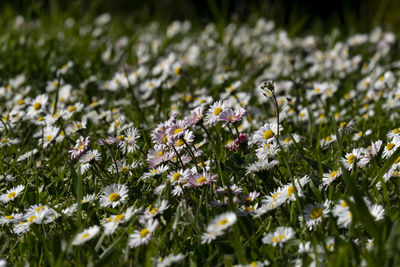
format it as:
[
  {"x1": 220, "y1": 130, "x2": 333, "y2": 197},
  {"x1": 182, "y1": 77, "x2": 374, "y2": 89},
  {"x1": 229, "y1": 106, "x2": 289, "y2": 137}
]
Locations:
[{"x1": 1, "y1": 10, "x2": 400, "y2": 266}]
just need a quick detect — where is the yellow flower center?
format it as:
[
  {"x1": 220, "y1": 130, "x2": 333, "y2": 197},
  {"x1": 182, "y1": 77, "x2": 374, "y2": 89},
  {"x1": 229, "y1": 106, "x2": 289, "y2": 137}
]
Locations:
[
  {"x1": 386, "y1": 143, "x2": 395, "y2": 150},
  {"x1": 150, "y1": 208, "x2": 158, "y2": 215},
  {"x1": 113, "y1": 214, "x2": 124, "y2": 222},
  {"x1": 199, "y1": 99, "x2": 206, "y2": 103},
  {"x1": 283, "y1": 137, "x2": 291, "y2": 143},
  {"x1": 263, "y1": 130, "x2": 274, "y2": 139},
  {"x1": 394, "y1": 157, "x2": 400, "y2": 164},
  {"x1": 330, "y1": 171, "x2": 338, "y2": 178},
  {"x1": 5, "y1": 215, "x2": 14, "y2": 219},
  {"x1": 68, "y1": 106, "x2": 76, "y2": 113},
  {"x1": 73, "y1": 124, "x2": 82, "y2": 131},
  {"x1": 347, "y1": 154, "x2": 355, "y2": 164},
  {"x1": 8, "y1": 192, "x2": 16, "y2": 199},
  {"x1": 81, "y1": 233, "x2": 90, "y2": 239},
  {"x1": 309, "y1": 206, "x2": 323, "y2": 219},
  {"x1": 393, "y1": 128, "x2": 400, "y2": 134},
  {"x1": 325, "y1": 136, "x2": 332, "y2": 142},
  {"x1": 197, "y1": 177, "x2": 207, "y2": 184},
  {"x1": 217, "y1": 219, "x2": 229, "y2": 226},
  {"x1": 175, "y1": 66, "x2": 181, "y2": 75},
  {"x1": 140, "y1": 228, "x2": 149, "y2": 238},
  {"x1": 176, "y1": 139, "x2": 184, "y2": 146},
  {"x1": 36, "y1": 206, "x2": 45, "y2": 212},
  {"x1": 287, "y1": 185, "x2": 294, "y2": 196},
  {"x1": 213, "y1": 107, "x2": 222, "y2": 116},
  {"x1": 120, "y1": 166, "x2": 128, "y2": 172},
  {"x1": 53, "y1": 81, "x2": 59, "y2": 87},
  {"x1": 33, "y1": 102, "x2": 41, "y2": 110},
  {"x1": 174, "y1": 128, "x2": 182, "y2": 135},
  {"x1": 341, "y1": 201, "x2": 347, "y2": 207},
  {"x1": 173, "y1": 173, "x2": 181, "y2": 181},
  {"x1": 117, "y1": 135, "x2": 125, "y2": 141},
  {"x1": 28, "y1": 216, "x2": 37, "y2": 223},
  {"x1": 109, "y1": 193, "x2": 121, "y2": 202},
  {"x1": 250, "y1": 262, "x2": 258, "y2": 267},
  {"x1": 17, "y1": 99, "x2": 25, "y2": 105},
  {"x1": 78, "y1": 144, "x2": 85, "y2": 151}
]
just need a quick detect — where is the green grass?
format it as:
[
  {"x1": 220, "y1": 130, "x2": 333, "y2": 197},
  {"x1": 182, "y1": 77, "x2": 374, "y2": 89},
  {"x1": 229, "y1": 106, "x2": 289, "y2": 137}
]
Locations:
[{"x1": 1, "y1": 6, "x2": 400, "y2": 267}]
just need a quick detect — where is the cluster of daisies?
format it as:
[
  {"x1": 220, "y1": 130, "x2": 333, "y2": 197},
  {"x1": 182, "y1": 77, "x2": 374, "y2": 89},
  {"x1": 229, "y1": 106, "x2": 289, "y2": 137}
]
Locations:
[{"x1": 1, "y1": 12, "x2": 400, "y2": 266}]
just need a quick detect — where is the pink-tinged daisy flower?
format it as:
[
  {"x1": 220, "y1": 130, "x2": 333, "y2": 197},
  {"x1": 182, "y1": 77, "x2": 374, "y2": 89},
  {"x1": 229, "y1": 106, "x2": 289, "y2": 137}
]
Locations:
[
  {"x1": 204, "y1": 100, "x2": 229, "y2": 125},
  {"x1": 187, "y1": 171, "x2": 218, "y2": 187},
  {"x1": 166, "y1": 120, "x2": 188, "y2": 141},
  {"x1": 169, "y1": 130, "x2": 195, "y2": 151},
  {"x1": 69, "y1": 136, "x2": 91, "y2": 160},
  {"x1": 219, "y1": 108, "x2": 246, "y2": 125},
  {"x1": 147, "y1": 144, "x2": 171, "y2": 168},
  {"x1": 185, "y1": 106, "x2": 204, "y2": 126}
]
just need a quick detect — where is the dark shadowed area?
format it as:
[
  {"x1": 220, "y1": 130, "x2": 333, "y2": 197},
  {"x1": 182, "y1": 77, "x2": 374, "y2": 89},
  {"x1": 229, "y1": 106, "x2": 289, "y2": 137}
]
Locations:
[{"x1": 2, "y1": 0, "x2": 400, "y2": 34}]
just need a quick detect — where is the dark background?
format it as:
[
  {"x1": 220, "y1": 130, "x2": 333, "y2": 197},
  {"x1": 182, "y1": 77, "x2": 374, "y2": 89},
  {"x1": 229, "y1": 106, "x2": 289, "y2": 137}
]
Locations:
[{"x1": 2, "y1": 0, "x2": 400, "y2": 34}]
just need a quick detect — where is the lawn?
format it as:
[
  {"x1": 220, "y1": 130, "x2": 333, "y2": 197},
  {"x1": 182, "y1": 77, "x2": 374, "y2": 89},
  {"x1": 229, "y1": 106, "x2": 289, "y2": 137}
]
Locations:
[{"x1": 1, "y1": 5, "x2": 400, "y2": 266}]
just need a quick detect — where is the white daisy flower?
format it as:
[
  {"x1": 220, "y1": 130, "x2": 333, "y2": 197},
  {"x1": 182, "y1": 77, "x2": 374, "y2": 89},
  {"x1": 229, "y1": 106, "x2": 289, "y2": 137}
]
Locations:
[
  {"x1": 320, "y1": 134, "x2": 336, "y2": 149},
  {"x1": 99, "y1": 184, "x2": 129, "y2": 208},
  {"x1": 201, "y1": 212, "x2": 237, "y2": 244},
  {"x1": 38, "y1": 126, "x2": 60, "y2": 148},
  {"x1": 382, "y1": 136, "x2": 400, "y2": 159},
  {"x1": 321, "y1": 170, "x2": 341, "y2": 189},
  {"x1": 0, "y1": 213, "x2": 24, "y2": 225},
  {"x1": 332, "y1": 200, "x2": 352, "y2": 228},
  {"x1": 0, "y1": 184, "x2": 25, "y2": 203},
  {"x1": 129, "y1": 218, "x2": 159, "y2": 248},
  {"x1": 144, "y1": 200, "x2": 170, "y2": 218},
  {"x1": 253, "y1": 122, "x2": 283, "y2": 144},
  {"x1": 28, "y1": 94, "x2": 48, "y2": 117},
  {"x1": 79, "y1": 149, "x2": 101, "y2": 172},
  {"x1": 262, "y1": 226, "x2": 295, "y2": 246},
  {"x1": 302, "y1": 202, "x2": 330, "y2": 230},
  {"x1": 154, "y1": 253, "x2": 185, "y2": 267},
  {"x1": 103, "y1": 206, "x2": 138, "y2": 235},
  {"x1": 72, "y1": 225, "x2": 100, "y2": 246}
]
